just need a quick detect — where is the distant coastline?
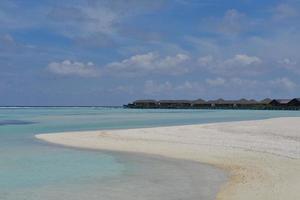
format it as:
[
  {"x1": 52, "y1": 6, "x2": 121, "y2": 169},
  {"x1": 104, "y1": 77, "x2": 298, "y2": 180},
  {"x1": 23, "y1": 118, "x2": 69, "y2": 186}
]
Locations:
[{"x1": 125, "y1": 98, "x2": 300, "y2": 110}]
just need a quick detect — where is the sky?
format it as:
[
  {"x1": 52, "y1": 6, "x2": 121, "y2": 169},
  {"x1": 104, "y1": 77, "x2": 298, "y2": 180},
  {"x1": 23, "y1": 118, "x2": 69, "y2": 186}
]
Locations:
[{"x1": 1, "y1": 0, "x2": 300, "y2": 106}]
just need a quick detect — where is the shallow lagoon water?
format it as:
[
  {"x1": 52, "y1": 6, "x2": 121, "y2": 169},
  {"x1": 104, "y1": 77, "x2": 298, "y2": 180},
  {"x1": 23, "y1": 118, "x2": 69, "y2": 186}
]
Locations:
[{"x1": 1, "y1": 107, "x2": 300, "y2": 200}]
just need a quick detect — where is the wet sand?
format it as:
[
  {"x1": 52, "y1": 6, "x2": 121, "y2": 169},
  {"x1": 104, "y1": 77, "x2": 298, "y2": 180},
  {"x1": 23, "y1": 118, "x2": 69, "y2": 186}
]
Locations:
[{"x1": 36, "y1": 117, "x2": 300, "y2": 200}]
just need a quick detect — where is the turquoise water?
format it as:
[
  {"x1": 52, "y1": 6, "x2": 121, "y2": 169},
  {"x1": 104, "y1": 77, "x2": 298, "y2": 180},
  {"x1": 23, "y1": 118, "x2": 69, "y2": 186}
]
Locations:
[{"x1": 1, "y1": 107, "x2": 300, "y2": 199}]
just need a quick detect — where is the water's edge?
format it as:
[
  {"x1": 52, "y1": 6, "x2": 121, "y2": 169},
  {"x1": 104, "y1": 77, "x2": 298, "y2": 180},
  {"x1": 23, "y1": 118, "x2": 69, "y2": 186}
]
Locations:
[{"x1": 36, "y1": 137, "x2": 228, "y2": 200}]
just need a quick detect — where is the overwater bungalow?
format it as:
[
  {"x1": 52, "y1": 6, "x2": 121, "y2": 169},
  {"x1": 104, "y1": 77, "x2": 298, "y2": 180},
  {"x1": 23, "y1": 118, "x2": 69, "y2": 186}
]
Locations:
[
  {"x1": 132, "y1": 100, "x2": 158, "y2": 108},
  {"x1": 260, "y1": 98, "x2": 272, "y2": 104},
  {"x1": 287, "y1": 98, "x2": 300, "y2": 107},
  {"x1": 206, "y1": 99, "x2": 236, "y2": 108},
  {"x1": 233, "y1": 99, "x2": 257, "y2": 108},
  {"x1": 269, "y1": 99, "x2": 291, "y2": 107},
  {"x1": 192, "y1": 99, "x2": 210, "y2": 108},
  {"x1": 125, "y1": 97, "x2": 300, "y2": 110},
  {"x1": 158, "y1": 100, "x2": 192, "y2": 108}
]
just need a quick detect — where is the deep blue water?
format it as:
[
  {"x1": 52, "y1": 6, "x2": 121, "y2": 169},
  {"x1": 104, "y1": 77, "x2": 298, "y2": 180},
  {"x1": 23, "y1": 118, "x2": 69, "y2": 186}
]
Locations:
[{"x1": 1, "y1": 107, "x2": 300, "y2": 199}]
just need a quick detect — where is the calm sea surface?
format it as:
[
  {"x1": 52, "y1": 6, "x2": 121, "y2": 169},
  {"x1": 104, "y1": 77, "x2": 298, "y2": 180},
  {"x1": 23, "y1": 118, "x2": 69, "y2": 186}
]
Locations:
[{"x1": 1, "y1": 107, "x2": 300, "y2": 200}]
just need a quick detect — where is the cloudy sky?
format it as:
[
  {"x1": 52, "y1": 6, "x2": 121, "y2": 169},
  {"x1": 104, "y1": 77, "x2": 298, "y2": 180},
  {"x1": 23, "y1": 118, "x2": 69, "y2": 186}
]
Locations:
[{"x1": 1, "y1": 0, "x2": 300, "y2": 106}]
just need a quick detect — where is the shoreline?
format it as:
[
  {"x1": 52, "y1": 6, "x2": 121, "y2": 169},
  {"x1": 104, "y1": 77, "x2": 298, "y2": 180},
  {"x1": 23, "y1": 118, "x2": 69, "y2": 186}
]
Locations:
[{"x1": 36, "y1": 117, "x2": 300, "y2": 200}]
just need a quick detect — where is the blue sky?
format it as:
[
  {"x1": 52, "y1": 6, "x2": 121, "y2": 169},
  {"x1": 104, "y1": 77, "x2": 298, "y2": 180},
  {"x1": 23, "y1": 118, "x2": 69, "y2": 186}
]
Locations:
[{"x1": 1, "y1": 0, "x2": 300, "y2": 106}]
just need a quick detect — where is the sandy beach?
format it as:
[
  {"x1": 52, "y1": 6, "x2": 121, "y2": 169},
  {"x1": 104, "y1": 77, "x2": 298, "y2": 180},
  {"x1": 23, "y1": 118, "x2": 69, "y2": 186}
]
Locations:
[{"x1": 36, "y1": 117, "x2": 300, "y2": 200}]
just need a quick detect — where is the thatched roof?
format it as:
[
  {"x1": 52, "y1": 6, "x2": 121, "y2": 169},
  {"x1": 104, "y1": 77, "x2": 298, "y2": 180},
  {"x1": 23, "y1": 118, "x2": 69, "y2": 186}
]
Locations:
[
  {"x1": 271, "y1": 99, "x2": 291, "y2": 104},
  {"x1": 158, "y1": 100, "x2": 192, "y2": 104},
  {"x1": 287, "y1": 98, "x2": 300, "y2": 104},
  {"x1": 235, "y1": 99, "x2": 258, "y2": 104},
  {"x1": 205, "y1": 99, "x2": 259, "y2": 105},
  {"x1": 292, "y1": 98, "x2": 300, "y2": 102},
  {"x1": 192, "y1": 98, "x2": 207, "y2": 104},
  {"x1": 236, "y1": 98, "x2": 250, "y2": 104},
  {"x1": 260, "y1": 98, "x2": 272, "y2": 104},
  {"x1": 207, "y1": 98, "x2": 226, "y2": 104}
]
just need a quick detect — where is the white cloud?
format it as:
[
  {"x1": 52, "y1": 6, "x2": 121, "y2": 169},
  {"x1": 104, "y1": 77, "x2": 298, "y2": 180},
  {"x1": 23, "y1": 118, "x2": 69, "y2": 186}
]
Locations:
[
  {"x1": 0, "y1": 1, "x2": 166, "y2": 48},
  {"x1": 175, "y1": 81, "x2": 205, "y2": 94},
  {"x1": 0, "y1": 34, "x2": 17, "y2": 51},
  {"x1": 49, "y1": 5, "x2": 118, "y2": 38},
  {"x1": 269, "y1": 77, "x2": 297, "y2": 91},
  {"x1": 143, "y1": 80, "x2": 206, "y2": 98},
  {"x1": 206, "y1": 77, "x2": 296, "y2": 93},
  {"x1": 140, "y1": 77, "x2": 298, "y2": 100},
  {"x1": 197, "y1": 54, "x2": 262, "y2": 76},
  {"x1": 273, "y1": 4, "x2": 298, "y2": 20},
  {"x1": 218, "y1": 9, "x2": 246, "y2": 35},
  {"x1": 199, "y1": 9, "x2": 252, "y2": 37},
  {"x1": 47, "y1": 52, "x2": 190, "y2": 78},
  {"x1": 185, "y1": 36, "x2": 221, "y2": 55},
  {"x1": 144, "y1": 80, "x2": 173, "y2": 95},
  {"x1": 206, "y1": 77, "x2": 226, "y2": 86},
  {"x1": 279, "y1": 58, "x2": 299, "y2": 73},
  {"x1": 204, "y1": 77, "x2": 296, "y2": 98},
  {"x1": 47, "y1": 1, "x2": 165, "y2": 41},
  {"x1": 279, "y1": 58, "x2": 297, "y2": 66},
  {"x1": 47, "y1": 60, "x2": 99, "y2": 77},
  {"x1": 0, "y1": 34, "x2": 35, "y2": 53},
  {"x1": 216, "y1": 77, "x2": 296, "y2": 93},
  {"x1": 109, "y1": 85, "x2": 135, "y2": 94},
  {"x1": 105, "y1": 52, "x2": 190, "y2": 76},
  {"x1": 224, "y1": 54, "x2": 261, "y2": 66},
  {"x1": 206, "y1": 77, "x2": 259, "y2": 89},
  {"x1": 0, "y1": 1, "x2": 40, "y2": 30},
  {"x1": 46, "y1": 53, "x2": 265, "y2": 82},
  {"x1": 197, "y1": 55, "x2": 213, "y2": 66},
  {"x1": 187, "y1": 3, "x2": 300, "y2": 80},
  {"x1": 1, "y1": 34, "x2": 15, "y2": 45}
]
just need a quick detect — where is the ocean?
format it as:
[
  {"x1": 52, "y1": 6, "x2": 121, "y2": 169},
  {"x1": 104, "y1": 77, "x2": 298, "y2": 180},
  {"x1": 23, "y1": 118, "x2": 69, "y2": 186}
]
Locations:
[{"x1": 1, "y1": 107, "x2": 300, "y2": 200}]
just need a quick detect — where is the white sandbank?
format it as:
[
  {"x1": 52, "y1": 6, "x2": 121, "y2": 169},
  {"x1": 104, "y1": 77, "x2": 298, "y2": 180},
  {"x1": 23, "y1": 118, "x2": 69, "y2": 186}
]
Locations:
[{"x1": 36, "y1": 117, "x2": 300, "y2": 200}]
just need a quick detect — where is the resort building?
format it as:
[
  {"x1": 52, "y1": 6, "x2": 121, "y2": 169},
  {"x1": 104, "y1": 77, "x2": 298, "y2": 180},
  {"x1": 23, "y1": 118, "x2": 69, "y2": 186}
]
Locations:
[
  {"x1": 158, "y1": 100, "x2": 192, "y2": 108},
  {"x1": 287, "y1": 98, "x2": 300, "y2": 107},
  {"x1": 125, "y1": 98, "x2": 300, "y2": 110},
  {"x1": 269, "y1": 99, "x2": 291, "y2": 107},
  {"x1": 132, "y1": 100, "x2": 158, "y2": 108},
  {"x1": 260, "y1": 98, "x2": 272, "y2": 104},
  {"x1": 192, "y1": 99, "x2": 210, "y2": 108}
]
